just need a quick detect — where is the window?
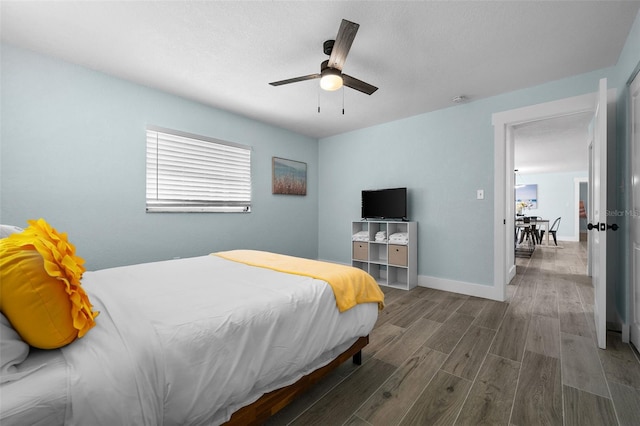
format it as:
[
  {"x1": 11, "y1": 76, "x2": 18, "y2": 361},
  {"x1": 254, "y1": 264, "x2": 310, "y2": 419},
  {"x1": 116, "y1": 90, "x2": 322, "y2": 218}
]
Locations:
[{"x1": 146, "y1": 127, "x2": 251, "y2": 212}]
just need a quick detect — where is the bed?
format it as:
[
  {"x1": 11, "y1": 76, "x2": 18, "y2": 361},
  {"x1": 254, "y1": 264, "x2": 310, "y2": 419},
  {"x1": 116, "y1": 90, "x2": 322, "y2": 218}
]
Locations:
[{"x1": 0, "y1": 222, "x2": 384, "y2": 426}]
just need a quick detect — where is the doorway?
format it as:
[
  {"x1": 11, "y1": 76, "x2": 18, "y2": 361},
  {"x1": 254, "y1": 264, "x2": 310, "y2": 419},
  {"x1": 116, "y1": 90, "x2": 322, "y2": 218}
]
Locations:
[
  {"x1": 492, "y1": 92, "x2": 597, "y2": 300},
  {"x1": 511, "y1": 117, "x2": 590, "y2": 284},
  {"x1": 494, "y1": 81, "x2": 615, "y2": 350}
]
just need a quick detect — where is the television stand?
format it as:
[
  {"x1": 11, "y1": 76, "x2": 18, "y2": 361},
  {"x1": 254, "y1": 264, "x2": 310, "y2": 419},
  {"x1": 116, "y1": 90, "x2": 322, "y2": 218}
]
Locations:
[{"x1": 351, "y1": 220, "x2": 417, "y2": 290}]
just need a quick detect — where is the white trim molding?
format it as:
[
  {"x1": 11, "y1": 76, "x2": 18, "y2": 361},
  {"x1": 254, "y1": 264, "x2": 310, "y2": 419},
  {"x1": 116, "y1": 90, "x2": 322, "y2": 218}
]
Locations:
[
  {"x1": 418, "y1": 275, "x2": 504, "y2": 301},
  {"x1": 492, "y1": 92, "x2": 597, "y2": 304}
]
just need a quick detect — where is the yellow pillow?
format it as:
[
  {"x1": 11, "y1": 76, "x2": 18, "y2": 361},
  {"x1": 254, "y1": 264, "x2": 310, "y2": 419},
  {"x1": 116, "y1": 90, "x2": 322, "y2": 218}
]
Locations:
[{"x1": 0, "y1": 219, "x2": 98, "y2": 349}]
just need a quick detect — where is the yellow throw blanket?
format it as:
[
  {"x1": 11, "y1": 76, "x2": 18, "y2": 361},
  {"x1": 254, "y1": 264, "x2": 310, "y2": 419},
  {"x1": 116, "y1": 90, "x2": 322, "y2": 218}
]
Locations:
[{"x1": 213, "y1": 250, "x2": 384, "y2": 313}]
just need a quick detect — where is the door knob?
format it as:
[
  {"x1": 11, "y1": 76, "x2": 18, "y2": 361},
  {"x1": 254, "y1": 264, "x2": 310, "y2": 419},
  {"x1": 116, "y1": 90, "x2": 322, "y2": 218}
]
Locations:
[{"x1": 587, "y1": 222, "x2": 619, "y2": 231}]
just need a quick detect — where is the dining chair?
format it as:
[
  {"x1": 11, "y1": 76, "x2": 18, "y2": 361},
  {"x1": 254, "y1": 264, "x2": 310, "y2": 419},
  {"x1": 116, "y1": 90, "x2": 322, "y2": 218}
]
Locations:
[
  {"x1": 518, "y1": 217, "x2": 529, "y2": 244},
  {"x1": 529, "y1": 216, "x2": 543, "y2": 243},
  {"x1": 539, "y1": 217, "x2": 561, "y2": 246},
  {"x1": 519, "y1": 216, "x2": 538, "y2": 246}
]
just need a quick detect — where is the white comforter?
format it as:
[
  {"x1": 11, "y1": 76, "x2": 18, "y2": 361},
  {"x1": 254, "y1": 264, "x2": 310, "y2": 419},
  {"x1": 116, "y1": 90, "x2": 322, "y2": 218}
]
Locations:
[{"x1": 58, "y1": 255, "x2": 377, "y2": 425}]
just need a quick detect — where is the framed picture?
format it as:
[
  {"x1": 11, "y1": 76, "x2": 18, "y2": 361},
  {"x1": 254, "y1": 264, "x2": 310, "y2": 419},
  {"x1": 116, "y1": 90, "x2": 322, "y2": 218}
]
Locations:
[
  {"x1": 272, "y1": 157, "x2": 307, "y2": 196},
  {"x1": 516, "y1": 184, "x2": 538, "y2": 209}
]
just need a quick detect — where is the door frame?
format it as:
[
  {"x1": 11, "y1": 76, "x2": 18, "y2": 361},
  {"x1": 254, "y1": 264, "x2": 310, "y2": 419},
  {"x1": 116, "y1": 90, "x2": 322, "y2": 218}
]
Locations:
[
  {"x1": 591, "y1": 77, "x2": 609, "y2": 349},
  {"x1": 629, "y1": 68, "x2": 640, "y2": 347},
  {"x1": 493, "y1": 93, "x2": 597, "y2": 301}
]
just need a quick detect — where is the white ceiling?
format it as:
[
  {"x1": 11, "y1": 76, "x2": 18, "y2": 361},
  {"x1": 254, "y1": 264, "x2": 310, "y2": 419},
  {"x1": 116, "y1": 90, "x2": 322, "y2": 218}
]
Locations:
[
  {"x1": 1, "y1": 0, "x2": 638, "y2": 145},
  {"x1": 514, "y1": 111, "x2": 593, "y2": 175}
]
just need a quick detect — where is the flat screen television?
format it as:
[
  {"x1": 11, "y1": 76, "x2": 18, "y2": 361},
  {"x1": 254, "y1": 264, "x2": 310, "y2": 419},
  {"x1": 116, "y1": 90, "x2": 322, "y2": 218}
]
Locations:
[{"x1": 361, "y1": 187, "x2": 407, "y2": 220}]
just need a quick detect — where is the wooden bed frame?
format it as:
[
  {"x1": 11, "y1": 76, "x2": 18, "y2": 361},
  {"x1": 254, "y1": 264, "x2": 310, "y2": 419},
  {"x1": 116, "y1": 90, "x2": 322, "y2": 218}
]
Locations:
[{"x1": 224, "y1": 335, "x2": 369, "y2": 425}]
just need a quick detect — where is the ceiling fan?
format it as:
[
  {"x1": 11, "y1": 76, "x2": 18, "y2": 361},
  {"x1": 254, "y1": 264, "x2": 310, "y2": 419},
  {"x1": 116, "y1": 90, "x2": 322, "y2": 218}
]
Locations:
[{"x1": 269, "y1": 19, "x2": 378, "y2": 95}]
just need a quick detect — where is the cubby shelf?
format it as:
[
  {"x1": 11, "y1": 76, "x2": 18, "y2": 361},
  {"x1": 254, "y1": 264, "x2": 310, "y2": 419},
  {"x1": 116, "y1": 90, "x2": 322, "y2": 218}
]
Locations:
[{"x1": 351, "y1": 220, "x2": 417, "y2": 290}]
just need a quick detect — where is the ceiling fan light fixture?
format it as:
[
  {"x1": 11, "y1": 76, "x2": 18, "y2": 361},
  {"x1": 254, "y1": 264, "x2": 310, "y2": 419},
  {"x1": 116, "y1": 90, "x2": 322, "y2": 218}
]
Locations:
[
  {"x1": 320, "y1": 68, "x2": 343, "y2": 91},
  {"x1": 270, "y1": 20, "x2": 377, "y2": 95}
]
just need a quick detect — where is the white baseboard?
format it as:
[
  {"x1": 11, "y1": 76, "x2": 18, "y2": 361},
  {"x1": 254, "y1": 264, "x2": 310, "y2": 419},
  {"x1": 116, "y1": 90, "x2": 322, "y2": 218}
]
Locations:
[
  {"x1": 508, "y1": 265, "x2": 517, "y2": 284},
  {"x1": 604, "y1": 306, "x2": 630, "y2": 343},
  {"x1": 622, "y1": 323, "x2": 630, "y2": 343},
  {"x1": 612, "y1": 307, "x2": 630, "y2": 343},
  {"x1": 322, "y1": 259, "x2": 503, "y2": 302},
  {"x1": 418, "y1": 274, "x2": 504, "y2": 302},
  {"x1": 318, "y1": 258, "x2": 350, "y2": 266}
]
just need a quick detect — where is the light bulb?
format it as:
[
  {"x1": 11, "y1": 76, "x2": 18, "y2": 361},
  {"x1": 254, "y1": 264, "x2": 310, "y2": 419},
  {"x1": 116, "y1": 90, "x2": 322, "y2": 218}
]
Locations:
[{"x1": 320, "y1": 71, "x2": 343, "y2": 91}]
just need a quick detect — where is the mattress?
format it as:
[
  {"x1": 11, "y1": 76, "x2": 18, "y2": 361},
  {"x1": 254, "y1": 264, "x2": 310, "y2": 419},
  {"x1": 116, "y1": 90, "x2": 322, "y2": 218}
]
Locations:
[
  {"x1": 0, "y1": 348, "x2": 68, "y2": 426},
  {"x1": 1, "y1": 254, "x2": 378, "y2": 425}
]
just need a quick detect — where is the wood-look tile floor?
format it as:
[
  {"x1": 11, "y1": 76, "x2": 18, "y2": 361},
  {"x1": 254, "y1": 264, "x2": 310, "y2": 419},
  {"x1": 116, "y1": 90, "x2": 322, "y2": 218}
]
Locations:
[{"x1": 265, "y1": 241, "x2": 640, "y2": 425}]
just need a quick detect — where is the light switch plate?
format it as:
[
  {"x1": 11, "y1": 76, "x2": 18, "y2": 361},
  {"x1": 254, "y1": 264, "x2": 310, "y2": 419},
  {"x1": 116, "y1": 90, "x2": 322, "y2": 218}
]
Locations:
[{"x1": 477, "y1": 189, "x2": 484, "y2": 200}]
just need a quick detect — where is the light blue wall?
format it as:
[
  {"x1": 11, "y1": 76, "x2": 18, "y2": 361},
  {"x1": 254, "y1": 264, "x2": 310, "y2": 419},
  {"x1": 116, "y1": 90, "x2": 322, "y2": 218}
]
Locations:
[
  {"x1": 519, "y1": 171, "x2": 587, "y2": 241},
  {"x1": 318, "y1": 103, "x2": 495, "y2": 285},
  {"x1": 318, "y1": 68, "x2": 612, "y2": 286},
  {"x1": 0, "y1": 44, "x2": 319, "y2": 270}
]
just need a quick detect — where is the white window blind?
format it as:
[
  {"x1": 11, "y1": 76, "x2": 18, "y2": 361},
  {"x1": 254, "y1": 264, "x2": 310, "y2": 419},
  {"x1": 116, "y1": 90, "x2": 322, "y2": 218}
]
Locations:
[{"x1": 146, "y1": 127, "x2": 251, "y2": 212}]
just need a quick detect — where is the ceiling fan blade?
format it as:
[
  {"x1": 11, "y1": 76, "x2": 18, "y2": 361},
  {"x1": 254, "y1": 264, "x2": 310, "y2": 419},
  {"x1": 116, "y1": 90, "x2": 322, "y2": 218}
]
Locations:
[
  {"x1": 343, "y1": 74, "x2": 378, "y2": 95},
  {"x1": 269, "y1": 74, "x2": 320, "y2": 86},
  {"x1": 328, "y1": 19, "x2": 359, "y2": 71}
]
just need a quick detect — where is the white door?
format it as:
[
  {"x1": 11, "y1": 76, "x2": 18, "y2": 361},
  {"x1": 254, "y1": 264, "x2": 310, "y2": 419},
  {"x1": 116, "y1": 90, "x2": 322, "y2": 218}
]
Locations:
[
  {"x1": 589, "y1": 78, "x2": 608, "y2": 349},
  {"x1": 630, "y1": 72, "x2": 640, "y2": 349}
]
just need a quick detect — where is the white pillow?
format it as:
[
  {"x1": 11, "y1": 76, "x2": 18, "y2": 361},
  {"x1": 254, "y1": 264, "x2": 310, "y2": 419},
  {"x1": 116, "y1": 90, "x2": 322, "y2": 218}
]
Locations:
[
  {"x1": 0, "y1": 224, "x2": 23, "y2": 238},
  {"x1": 0, "y1": 312, "x2": 30, "y2": 382}
]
